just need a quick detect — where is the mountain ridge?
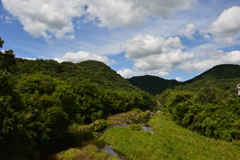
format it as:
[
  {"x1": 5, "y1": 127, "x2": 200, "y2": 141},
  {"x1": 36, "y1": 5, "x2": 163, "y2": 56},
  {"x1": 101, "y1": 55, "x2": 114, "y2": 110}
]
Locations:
[{"x1": 127, "y1": 64, "x2": 240, "y2": 95}]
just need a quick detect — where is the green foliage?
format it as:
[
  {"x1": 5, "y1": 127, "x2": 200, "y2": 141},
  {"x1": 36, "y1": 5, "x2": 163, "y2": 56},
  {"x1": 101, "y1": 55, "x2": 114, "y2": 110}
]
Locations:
[
  {"x1": 131, "y1": 108, "x2": 142, "y2": 113},
  {"x1": 90, "y1": 119, "x2": 109, "y2": 132},
  {"x1": 0, "y1": 37, "x2": 4, "y2": 48},
  {"x1": 128, "y1": 75, "x2": 181, "y2": 95},
  {"x1": 106, "y1": 110, "x2": 152, "y2": 125},
  {"x1": 0, "y1": 38, "x2": 157, "y2": 159},
  {"x1": 128, "y1": 124, "x2": 142, "y2": 131},
  {"x1": 41, "y1": 107, "x2": 69, "y2": 139},
  {"x1": 174, "y1": 64, "x2": 240, "y2": 95},
  {"x1": 53, "y1": 144, "x2": 120, "y2": 160},
  {"x1": 17, "y1": 73, "x2": 57, "y2": 95},
  {"x1": 101, "y1": 113, "x2": 240, "y2": 160},
  {"x1": 0, "y1": 39, "x2": 38, "y2": 159},
  {"x1": 128, "y1": 64, "x2": 240, "y2": 96},
  {"x1": 158, "y1": 87, "x2": 240, "y2": 142},
  {"x1": 0, "y1": 50, "x2": 16, "y2": 72}
]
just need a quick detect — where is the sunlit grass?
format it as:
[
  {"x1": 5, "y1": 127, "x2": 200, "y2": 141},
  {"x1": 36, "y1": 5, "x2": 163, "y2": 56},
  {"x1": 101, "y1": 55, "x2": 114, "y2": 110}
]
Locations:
[
  {"x1": 52, "y1": 144, "x2": 120, "y2": 160},
  {"x1": 101, "y1": 113, "x2": 240, "y2": 160}
]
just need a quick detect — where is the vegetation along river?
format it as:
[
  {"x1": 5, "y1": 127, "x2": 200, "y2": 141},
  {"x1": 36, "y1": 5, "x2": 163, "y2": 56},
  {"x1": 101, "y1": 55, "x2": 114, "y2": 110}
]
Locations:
[{"x1": 42, "y1": 110, "x2": 154, "y2": 160}]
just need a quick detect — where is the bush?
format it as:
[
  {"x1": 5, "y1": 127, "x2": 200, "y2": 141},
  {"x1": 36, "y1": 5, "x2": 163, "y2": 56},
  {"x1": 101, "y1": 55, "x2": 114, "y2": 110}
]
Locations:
[
  {"x1": 131, "y1": 108, "x2": 142, "y2": 113},
  {"x1": 90, "y1": 119, "x2": 109, "y2": 132}
]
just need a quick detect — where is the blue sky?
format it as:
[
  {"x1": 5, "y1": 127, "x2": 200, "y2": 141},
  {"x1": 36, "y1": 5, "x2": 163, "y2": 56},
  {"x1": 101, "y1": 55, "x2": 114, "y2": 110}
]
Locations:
[{"x1": 1, "y1": 0, "x2": 240, "y2": 81}]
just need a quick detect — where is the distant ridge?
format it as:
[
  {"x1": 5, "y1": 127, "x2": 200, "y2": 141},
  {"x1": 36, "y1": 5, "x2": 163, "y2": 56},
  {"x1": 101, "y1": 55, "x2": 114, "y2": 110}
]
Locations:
[
  {"x1": 127, "y1": 75, "x2": 181, "y2": 95},
  {"x1": 127, "y1": 64, "x2": 240, "y2": 95},
  {"x1": 184, "y1": 64, "x2": 240, "y2": 84}
]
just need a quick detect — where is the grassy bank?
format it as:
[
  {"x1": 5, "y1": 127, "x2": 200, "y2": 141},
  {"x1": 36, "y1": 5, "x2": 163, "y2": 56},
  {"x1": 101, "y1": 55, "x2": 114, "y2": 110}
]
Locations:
[
  {"x1": 100, "y1": 113, "x2": 240, "y2": 160},
  {"x1": 51, "y1": 144, "x2": 120, "y2": 160},
  {"x1": 68, "y1": 109, "x2": 153, "y2": 132}
]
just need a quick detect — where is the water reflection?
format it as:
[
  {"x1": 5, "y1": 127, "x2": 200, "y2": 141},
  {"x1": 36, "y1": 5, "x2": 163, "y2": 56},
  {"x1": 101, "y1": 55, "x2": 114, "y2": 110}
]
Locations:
[
  {"x1": 142, "y1": 124, "x2": 152, "y2": 132},
  {"x1": 43, "y1": 112, "x2": 154, "y2": 160}
]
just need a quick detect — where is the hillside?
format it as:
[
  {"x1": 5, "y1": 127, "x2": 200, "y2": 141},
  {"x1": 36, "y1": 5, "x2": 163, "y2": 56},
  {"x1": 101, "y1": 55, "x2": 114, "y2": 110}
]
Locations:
[
  {"x1": 1, "y1": 47, "x2": 157, "y2": 160},
  {"x1": 127, "y1": 75, "x2": 181, "y2": 95},
  {"x1": 127, "y1": 64, "x2": 240, "y2": 95},
  {"x1": 184, "y1": 64, "x2": 240, "y2": 84},
  {"x1": 177, "y1": 64, "x2": 240, "y2": 93},
  {"x1": 15, "y1": 58, "x2": 138, "y2": 91},
  {"x1": 101, "y1": 113, "x2": 240, "y2": 160}
]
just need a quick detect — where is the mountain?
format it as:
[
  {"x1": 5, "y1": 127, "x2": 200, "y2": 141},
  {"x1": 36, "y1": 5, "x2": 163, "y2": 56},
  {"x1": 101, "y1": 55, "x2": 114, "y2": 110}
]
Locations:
[
  {"x1": 127, "y1": 75, "x2": 181, "y2": 95},
  {"x1": 15, "y1": 58, "x2": 139, "y2": 91},
  {"x1": 127, "y1": 64, "x2": 240, "y2": 95},
  {"x1": 184, "y1": 64, "x2": 240, "y2": 84},
  {"x1": 178, "y1": 64, "x2": 240, "y2": 92}
]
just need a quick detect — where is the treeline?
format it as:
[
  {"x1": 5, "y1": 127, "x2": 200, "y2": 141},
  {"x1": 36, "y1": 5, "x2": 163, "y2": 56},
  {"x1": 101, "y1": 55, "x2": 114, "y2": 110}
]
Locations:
[
  {"x1": 157, "y1": 86, "x2": 240, "y2": 143},
  {"x1": 0, "y1": 38, "x2": 156, "y2": 160}
]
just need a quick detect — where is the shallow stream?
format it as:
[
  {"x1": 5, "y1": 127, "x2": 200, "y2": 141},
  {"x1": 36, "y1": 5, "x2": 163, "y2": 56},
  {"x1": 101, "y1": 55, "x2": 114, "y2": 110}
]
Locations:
[{"x1": 42, "y1": 113, "x2": 153, "y2": 160}]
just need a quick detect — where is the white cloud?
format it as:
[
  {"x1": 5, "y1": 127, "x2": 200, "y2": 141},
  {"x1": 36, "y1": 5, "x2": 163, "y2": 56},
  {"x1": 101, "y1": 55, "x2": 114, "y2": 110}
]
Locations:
[
  {"x1": 179, "y1": 45, "x2": 240, "y2": 71},
  {"x1": 85, "y1": 0, "x2": 196, "y2": 28},
  {"x1": 5, "y1": 16, "x2": 12, "y2": 23},
  {"x1": 178, "y1": 23, "x2": 196, "y2": 40},
  {"x1": 121, "y1": 34, "x2": 194, "y2": 77},
  {"x1": 2, "y1": 0, "x2": 196, "y2": 42},
  {"x1": 2, "y1": 0, "x2": 84, "y2": 41},
  {"x1": 208, "y1": 6, "x2": 240, "y2": 45},
  {"x1": 203, "y1": 34, "x2": 210, "y2": 39},
  {"x1": 117, "y1": 68, "x2": 134, "y2": 78},
  {"x1": 55, "y1": 51, "x2": 115, "y2": 64},
  {"x1": 175, "y1": 77, "x2": 182, "y2": 82},
  {"x1": 121, "y1": 34, "x2": 185, "y2": 59},
  {"x1": 133, "y1": 50, "x2": 194, "y2": 76}
]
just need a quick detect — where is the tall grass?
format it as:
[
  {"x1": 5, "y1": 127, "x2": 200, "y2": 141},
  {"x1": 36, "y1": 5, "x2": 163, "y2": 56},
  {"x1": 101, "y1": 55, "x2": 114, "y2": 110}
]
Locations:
[
  {"x1": 51, "y1": 144, "x2": 120, "y2": 160},
  {"x1": 101, "y1": 113, "x2": 240, "y2": 160}
]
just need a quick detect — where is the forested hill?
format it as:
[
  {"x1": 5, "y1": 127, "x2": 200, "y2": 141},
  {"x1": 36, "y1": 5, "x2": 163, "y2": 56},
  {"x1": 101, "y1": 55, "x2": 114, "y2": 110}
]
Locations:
[
  {"x1": 15, "y1": 58, "x2": 138, "y2": 91},
  {"x1": 127, "y1": 64, "x2": 240, "y2": 95},
  {"x1": 176, "y1": 64, "x2": 240, "y2": 93},
  {"x1": 157, "y1": 64, "x2": 240, "y2": 145},
  {"x1": 127, "y1": 75, "x2": 181, "y2": 95},
  {"x1": 184, "y1": 64, "x2": 240, "y2": 84},
  {"x1": 1, "y1": 39, "x2": 157, "y2": 160}
]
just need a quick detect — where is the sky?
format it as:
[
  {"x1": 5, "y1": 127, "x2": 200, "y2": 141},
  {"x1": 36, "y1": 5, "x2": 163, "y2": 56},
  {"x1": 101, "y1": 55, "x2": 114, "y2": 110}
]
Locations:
[{"x1": 1, "y1": 0, "x2": 240, "y2": 81}]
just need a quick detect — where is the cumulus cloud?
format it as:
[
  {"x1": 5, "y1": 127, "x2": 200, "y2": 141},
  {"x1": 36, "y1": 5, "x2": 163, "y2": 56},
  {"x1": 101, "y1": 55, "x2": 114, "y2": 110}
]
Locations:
[
  {"x1": 178, "y1": 23, "x2": 196, "y2": 40},
  {"x1": 133, "y1": 50, "x2": 194, "y2": 76},
  {"x1": 208, "y1": 6, "x2": 240, "y2": 45},
  {"x1": 175, "y1": 77, "x2": 182, "y2": 82},
  {"x1": 85, "y1": 0, "x2": 196, "y2": 28},
  {"x1": 2, "y1": 0, "x2": 196, "y2": 41},
  {"x1": 121, "y1": 34, "x2": 185, "y2": 59},
  {"x1": 117, "y1": 68, "x2": 134, "y2": 78},
  {"x1": 55, "y1": 51, "x2": 115, "y2": 64},
  {"x1": 179, "y1": 45, "x2": 240, "y2": 71},
  {"x1": 121, "y1": 34, "x2": 194, "y2": 77},
  {"x1": 2, "y1": 0, "x2": 84, "y2": 41}
]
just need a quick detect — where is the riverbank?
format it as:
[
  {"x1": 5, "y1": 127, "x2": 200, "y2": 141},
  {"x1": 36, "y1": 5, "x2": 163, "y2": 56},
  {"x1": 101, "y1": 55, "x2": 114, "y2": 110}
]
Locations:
[
  {"x1": 46, "y1": 109, "x2": 154, "y2": 160},
  {"x1": 101, "y1": 112, "x2": 240, "y2": 160}
]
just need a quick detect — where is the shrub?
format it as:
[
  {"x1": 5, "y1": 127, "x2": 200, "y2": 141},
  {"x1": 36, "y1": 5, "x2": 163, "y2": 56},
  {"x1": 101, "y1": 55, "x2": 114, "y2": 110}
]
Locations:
[{"x1": 90, "y1": 119, "x2": 109, "y2": 132}]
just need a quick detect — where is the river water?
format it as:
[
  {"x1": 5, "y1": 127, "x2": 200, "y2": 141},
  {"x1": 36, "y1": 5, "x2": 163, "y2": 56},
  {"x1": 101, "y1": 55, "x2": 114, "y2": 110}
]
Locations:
[{"x1": 42, "y1": 114, "x2": 153, "y2": 159}]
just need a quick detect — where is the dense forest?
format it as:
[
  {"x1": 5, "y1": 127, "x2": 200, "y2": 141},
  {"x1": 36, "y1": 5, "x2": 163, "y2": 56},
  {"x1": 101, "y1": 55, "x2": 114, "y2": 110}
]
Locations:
[
  {"x1": 129, "y1": 63, "x2": 240, "y2": 144},
  {"x1": 156, "y1": 87, "x2": 240, "y2": 145},
  {"x1": 129, "y1": 64, "x2": 240, "y2": 95},
  {"x1": 127, "y1": 75, "x2": 180, "y2": 95},
  {"x1": 156, "y1": 65, "x2": 240, "y2": 144},
  {"x1": 0, "y1": 38, "x2": 156, "y2": 160},
  {"x1": 1, "y1": 36, "x2": 240, "y2": 159}
]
